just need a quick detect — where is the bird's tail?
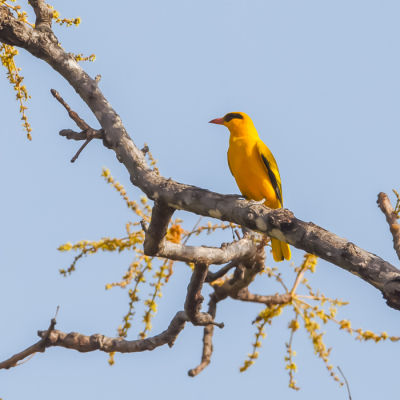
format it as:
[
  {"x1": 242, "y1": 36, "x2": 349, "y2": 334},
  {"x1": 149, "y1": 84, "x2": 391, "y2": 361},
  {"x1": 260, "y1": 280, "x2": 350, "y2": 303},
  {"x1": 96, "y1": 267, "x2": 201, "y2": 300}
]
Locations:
[{"x1": 271, "y1": 238, "x2": 291, "y2": 262}]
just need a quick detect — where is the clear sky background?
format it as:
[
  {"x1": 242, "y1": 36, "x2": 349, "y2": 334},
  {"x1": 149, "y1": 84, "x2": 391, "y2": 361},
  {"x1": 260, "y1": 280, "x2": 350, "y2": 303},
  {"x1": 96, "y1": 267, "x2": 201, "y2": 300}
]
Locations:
[{"x1": 1, "y1": 0, "x2": 400, "y2": 398}]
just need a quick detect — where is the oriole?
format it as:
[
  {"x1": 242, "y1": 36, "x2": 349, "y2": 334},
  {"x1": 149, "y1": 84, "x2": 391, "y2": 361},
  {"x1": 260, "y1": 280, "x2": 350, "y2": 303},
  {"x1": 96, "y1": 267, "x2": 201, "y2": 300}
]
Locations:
[{"x1": 209, "y1": 111, "x2": 291, "y2": 262}]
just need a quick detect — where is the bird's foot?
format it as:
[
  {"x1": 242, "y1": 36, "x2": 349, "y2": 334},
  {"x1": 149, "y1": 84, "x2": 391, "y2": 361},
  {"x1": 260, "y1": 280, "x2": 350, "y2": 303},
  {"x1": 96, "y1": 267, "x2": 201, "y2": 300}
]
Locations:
[{"x1": 248, "y1": 198, "x2": 266, "y2": 206}]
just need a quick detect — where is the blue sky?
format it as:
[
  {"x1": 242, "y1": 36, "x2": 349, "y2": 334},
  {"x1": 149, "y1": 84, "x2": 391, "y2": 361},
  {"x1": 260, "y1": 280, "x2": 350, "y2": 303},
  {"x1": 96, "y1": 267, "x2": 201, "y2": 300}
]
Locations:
[{"x1": 1, "y1": 0, "x2": 400, "y2": 398}]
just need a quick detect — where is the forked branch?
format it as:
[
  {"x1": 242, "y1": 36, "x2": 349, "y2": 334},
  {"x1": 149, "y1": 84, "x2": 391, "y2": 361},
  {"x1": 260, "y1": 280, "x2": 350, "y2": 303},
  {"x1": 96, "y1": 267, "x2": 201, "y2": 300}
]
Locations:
[
  {"x1": 377, "y1": 192, "x2": 400, "y2": 261},
  {"x1": 0, "y1": 308, "x2": 58, "y2": 370},
  {"x1": 1, "y1": 3, "x2": 400, "y2": 309}
]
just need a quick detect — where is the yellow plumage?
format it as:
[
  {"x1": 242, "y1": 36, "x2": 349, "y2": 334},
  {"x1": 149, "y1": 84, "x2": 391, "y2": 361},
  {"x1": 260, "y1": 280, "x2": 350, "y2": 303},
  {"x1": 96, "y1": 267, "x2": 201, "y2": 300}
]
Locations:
[{"x1": 210, "y1": 112, "x2": 291, "y2": 262}]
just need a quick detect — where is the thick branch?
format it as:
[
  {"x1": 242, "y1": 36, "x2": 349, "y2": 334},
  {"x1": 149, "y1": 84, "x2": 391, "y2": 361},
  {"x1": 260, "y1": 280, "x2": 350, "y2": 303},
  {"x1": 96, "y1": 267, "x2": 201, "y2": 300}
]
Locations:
[
  {"x1": 157, "y1": 237, "x2": 256, "y2": 265},
  {"x1": 212, "y1": 247, "x2": 267, "y2": 301},
  {"x1": 143, "y1": 202, "x2": 175, "y2": 256},
  {"x1": 189, "y1": 244, "x2": 268, "y2": 378},
  {"x1": 30, "y1": 0, "x2": 53, "y2": 33},
  {"x1": 184, "y1": 263, "x2": 224, "y2": 328},
  {"x1": 0, "y1": 261, "x2": 227, "y2": 363},
  {"x1": 377, "y1": 192, "x2": 400, "y2": 261},
  {"x1": 2, "y1": 8, "x2": 400, "y2": 309},
  {"x1": 35, "y1": 311, "x2": 188, "y2": 353}
]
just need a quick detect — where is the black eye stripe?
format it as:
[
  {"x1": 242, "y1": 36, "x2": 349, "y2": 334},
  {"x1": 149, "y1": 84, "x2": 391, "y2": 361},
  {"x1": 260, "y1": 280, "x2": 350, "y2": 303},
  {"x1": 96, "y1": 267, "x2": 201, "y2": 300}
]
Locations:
[{"x1": 224, "y1": 113, "x2": 244, "y2": 122}]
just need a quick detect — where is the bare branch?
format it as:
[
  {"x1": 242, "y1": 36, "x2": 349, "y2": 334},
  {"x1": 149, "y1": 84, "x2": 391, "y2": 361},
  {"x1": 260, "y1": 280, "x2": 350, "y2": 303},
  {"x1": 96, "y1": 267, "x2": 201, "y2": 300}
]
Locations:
[
  {"x1": 33, "y1": 311, "x2": 188, "y2": 353},
  {"x1": 377, "y1": 192, "x2": 400, "y2": 261},
  {"x1": 338, "y1": 366, "x2": 352, "y2": 400},
  {"x1": 157, "y1": 237, "x2": 257, "y2": 265},
  {"x1": 228, "y1": 261, "x2": 246, "y2": 285},
  {"x1": 185, "y1": 263, "x2": 224, "y2": 328},
  {"x1": 141, "y1": 145, "x2": 149, "y2": 155},
  {"x1": 2, "y1": 8, "x2": 400, "y2": 310},
  {"x1": 188, "y1": 293, "x2": 218, "y2": 377},
  {"x1": 143, "y1": 202, "x2": 175, "y2": 256},
  {"x1": 213, "y1": 247, "x2": 267, "y2": 301},
  {"x1": 59, "y1": 129, "x2": 104, "y2": 141},
  {"x1": 0, "y1": 311, "x2": 57, "y2": 370},
  {"x1": 234, "y1": 288, "x2": 291, "y2": 306},
  {"x1": 51, "y1": 89, "x2": 104, "y2": 162},
  {"x1": 51, "y1": 89, "x2": 90, "y2": 131},
  {"x1": 205, "y1": 259, "x2": 238, "y2": 283},
  {"x1": 30, "y1": 0, "x2": 53, "y2": 33}
]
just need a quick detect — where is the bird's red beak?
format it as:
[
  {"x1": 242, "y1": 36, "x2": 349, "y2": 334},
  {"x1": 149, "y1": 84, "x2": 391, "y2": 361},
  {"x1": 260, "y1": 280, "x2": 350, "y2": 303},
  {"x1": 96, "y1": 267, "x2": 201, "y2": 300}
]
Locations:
[{"x1": 209, "y1": 117, "x2": 224, "y2": 125}]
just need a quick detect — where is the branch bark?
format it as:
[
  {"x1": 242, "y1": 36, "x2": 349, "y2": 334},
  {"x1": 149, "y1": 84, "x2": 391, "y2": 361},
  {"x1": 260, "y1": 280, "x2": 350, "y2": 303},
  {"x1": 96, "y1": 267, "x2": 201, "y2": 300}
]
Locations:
[
  {"x1": 1, "y1": 6, "x2": 400, "y2": 310},
  {"x1": 377, "y1": 192, "x2": 400, "y2": 261},
  {"x1": 234, "y1": 288, "x2": 291, "y2": 306},
  {"x1": 0, "y1": 240, "x2": 224, "y2": 365},
  {"x1": 184, "y1": 263, "x2": 224, "y2": 328},
  {"x1": 157, "y1": 237, "x2": 257, "y2": 265},
  {"x1": 30, "y1": 312, "x2": 188, "y2": 354},
  {"x1": 143, "y1": 202, "x2": 175, "y2": 256},
  {"x1": 0, "y1": 258, "x2": 221, "y2": 364},
  {"x1": 30, "y1": 0, "x2": 53, "y2": 33},
  {"x1": 0, "y1": 314, "x2": 57, "y2": 370},
  {"x1": 206, "y1": 259, "x2": 238, "y2": 282},
  {"x1": 188, "y1": 293, "x2": 218, "y2": 377}
]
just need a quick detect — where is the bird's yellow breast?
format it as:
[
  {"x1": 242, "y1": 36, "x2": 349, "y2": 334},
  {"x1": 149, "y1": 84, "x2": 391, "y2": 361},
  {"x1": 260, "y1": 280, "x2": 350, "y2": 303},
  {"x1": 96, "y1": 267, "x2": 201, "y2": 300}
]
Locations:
[{"x1": 227, "y1": 136, "x2": 280, "y2": 209}]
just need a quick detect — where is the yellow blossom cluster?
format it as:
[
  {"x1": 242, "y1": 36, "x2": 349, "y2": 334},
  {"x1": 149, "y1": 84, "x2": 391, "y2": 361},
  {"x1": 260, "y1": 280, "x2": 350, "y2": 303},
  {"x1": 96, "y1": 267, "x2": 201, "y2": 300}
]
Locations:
[
  {"x1": 146, "y1": 145, "x2": 160, "y2": 175},
  {"x1": 0, "y1": 1, "x2": 86, "y2": 139},
  {"x1": 240, "y1": 305, "x2": 284, "y2": 372},
  {"x1": 0, "y1": 44, "x2": 31, "y2": 139},
  {"x1": 240, "y1": 253, "x2": 399, "y2": 391},
  {"x1": 58, "y1": 156, "x2": 400, "y2": 381},
  {"x1": 139, "y1": 259, "x2": 169, "y2": 339},
  {"x1": 48, "y1": 5, "x2": 81, "y2": 27},
  {"x1": 286, "y1": 316, "x2": 300, "y2": 390},
  {"x1": 71, "y1": 53, "x2": 96, "y2": 62},
  {"x1": 101, "y1": 168, "x2": 151, "y2": 221},
  {"x1": 59, "y1": 161, "x2": 238, "y2": 366}
]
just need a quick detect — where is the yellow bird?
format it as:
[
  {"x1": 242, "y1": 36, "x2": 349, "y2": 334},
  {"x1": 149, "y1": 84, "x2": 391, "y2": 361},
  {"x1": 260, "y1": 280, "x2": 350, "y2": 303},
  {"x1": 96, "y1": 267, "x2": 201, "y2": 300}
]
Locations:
[{"x1": 209, "y1": 112, "x2": 291, "y2": 262}]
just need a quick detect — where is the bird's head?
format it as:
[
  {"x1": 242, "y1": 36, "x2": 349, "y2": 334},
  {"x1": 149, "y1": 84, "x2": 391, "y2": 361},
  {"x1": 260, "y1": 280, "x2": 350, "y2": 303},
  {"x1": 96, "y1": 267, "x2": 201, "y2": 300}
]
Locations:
[{"x1": 209, "y1": 112, "x2": 254, "y2": 135}]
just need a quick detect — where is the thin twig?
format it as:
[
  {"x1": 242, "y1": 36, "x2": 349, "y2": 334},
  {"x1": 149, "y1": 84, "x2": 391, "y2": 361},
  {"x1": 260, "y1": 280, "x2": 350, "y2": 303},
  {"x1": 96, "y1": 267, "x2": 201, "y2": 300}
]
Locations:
[
  {"x1": 71, "y1": 138, "x2": 92, "y2": 163},
  {"x1": 51, "y1": 89, "x2": 101, "y2": 162},
  {"x1": 234, "y1": 229, "x2": 241, "y2": 240},
  {"x1": 0, "y1": 306, "x2": 59, "y2": 370},
  {"x1": 183, "y1": 216, "x2": 203, "y2": 245},
  {"x1": 51, "y1": 89, "x2": 89, "y2": 131},
  {"x1": 15, "y1": 353, "x2": 36, "y2": 366},
  {"x1": 377, "y1": 192, "x2": 400, "y2": 261},
  {"x1": 338, "y1": 366, "x2": 352, "y2": 400}
]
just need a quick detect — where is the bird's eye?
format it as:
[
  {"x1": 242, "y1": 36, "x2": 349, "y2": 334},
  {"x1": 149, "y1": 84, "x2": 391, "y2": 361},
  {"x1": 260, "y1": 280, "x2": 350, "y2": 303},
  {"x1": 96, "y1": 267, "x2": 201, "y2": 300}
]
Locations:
[{"x1": 224, "y1": 113, "x2": 244, "y2": 122}]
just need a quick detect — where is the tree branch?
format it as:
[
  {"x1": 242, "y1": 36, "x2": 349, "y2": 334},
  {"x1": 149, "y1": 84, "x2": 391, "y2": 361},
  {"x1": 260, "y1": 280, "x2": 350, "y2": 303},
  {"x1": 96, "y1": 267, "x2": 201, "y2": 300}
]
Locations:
[
  {"x1": 188, "y1": 293, "x2": 218, "y2": 377},
  {"x1": 0, "y1": 243, "x2": 228, "y2": 364},
  {"x1": 377, "y1": 192, "x2": 400, "y2": 261},
  {"x1": 34, "y1": 311, "x2": 188, "y2": 353},
  {"x1": 30, "y1": 0, "x2": 53, "y2": 33},
  {"x1": 188, "y1": 242, "x2": 270, "y2": 377},
  {"x1": 157, "y1": 237, "x2": 257, "y2": 265},
  {"x1": 143, "y1": 202, "x2": 175, "y2": 256},
  {"x1": 185, "y1": 263, "x2": 224, "y2": 328},
  {"x1": 0, "y1": 312, "x2": 57, "y2": 370},
  {"x1": 2, "y1": 7, "x2": 400, "y2": 310},
  {"x1": 51, "y1": 89, "x2": 104, "y2": 162},
  {"x1": 205, "y1": 259, "x2": 238, "y2": 283},
  {"x1": 234, "y1": 288, "x2": 291, "y2": 306}
]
